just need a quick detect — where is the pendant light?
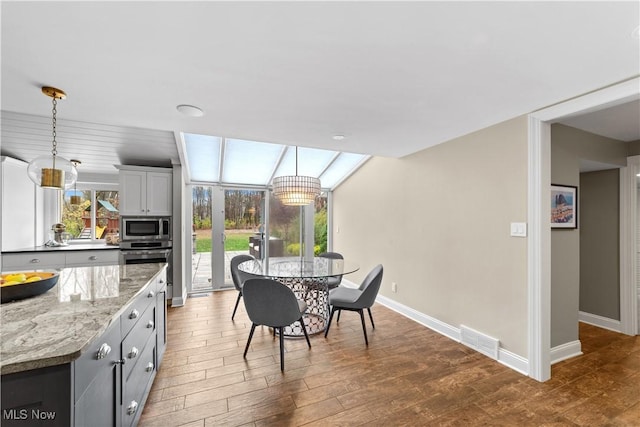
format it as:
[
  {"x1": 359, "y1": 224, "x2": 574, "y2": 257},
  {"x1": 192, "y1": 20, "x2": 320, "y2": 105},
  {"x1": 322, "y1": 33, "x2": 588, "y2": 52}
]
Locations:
[
  {"x1": 69, "y1": 160, "x2": 81, "y2": 205},
  {"x1": 272, "y1": 146, "x2": 321, "y2": 206},
  {"x1": 27, "y1": 87, "x2": 78, "y2": 190}
]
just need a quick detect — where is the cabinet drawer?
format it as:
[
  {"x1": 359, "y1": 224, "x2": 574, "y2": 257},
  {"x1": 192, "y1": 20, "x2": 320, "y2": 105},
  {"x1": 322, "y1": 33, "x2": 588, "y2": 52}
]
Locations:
[
  {"x1": 122, "y1": 338, "x2": 156, "y2": 427},
  {"x1": 122, "y1": 304, "x2": 156, "y2": 381},
  {"x1": 65, "y1": 250, "x2": 119, "y2": 266},
  {"x1": 2, "y1": 252, "x2": 65, "y2": 270},
  {"x1": 120, "y1": 285, "x2": 156, "y2": 338},
  {"x1": 74, "y1": 318, "x2": 121, "y2": 402}
]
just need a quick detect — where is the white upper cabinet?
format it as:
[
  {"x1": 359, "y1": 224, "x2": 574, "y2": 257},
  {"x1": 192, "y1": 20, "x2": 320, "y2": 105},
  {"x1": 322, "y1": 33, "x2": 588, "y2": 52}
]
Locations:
[
  {"x1": 118, "y1": 166, "x2": 172, "y2": 216},
  {"x1": 1, "y1": 157, "x2": 38, "y2": 251}
]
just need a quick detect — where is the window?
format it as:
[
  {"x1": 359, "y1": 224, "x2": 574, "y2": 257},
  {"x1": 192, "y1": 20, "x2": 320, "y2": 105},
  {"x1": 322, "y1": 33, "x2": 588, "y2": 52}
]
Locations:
[{"x1": 62, "y1": 188, "x2": 119, "y2": 241}]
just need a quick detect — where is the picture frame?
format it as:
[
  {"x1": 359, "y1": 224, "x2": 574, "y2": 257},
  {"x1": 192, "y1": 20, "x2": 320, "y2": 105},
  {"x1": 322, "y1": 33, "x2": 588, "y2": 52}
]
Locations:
[{"x1": 551, "y1": 184, "x2": 578, "y2": 229}]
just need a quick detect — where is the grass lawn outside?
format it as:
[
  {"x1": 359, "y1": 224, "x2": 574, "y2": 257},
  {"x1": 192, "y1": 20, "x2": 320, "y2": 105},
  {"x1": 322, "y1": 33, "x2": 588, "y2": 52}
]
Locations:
[{"x1": 194, "y1": 230, "x2": 253, "y2": 252}]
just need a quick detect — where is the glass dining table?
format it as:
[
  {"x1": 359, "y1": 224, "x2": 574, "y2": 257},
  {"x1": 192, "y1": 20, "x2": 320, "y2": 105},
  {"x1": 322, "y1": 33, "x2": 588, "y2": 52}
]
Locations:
[{"x1": 238, "y1": 256, "x2": 359, "y2": 337}]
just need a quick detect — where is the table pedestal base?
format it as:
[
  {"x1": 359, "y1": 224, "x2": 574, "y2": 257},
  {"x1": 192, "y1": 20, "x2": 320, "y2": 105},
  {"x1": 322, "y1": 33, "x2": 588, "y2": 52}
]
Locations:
[{"x1": 275, "y1": 276, "x2": 329, "y2": 337}]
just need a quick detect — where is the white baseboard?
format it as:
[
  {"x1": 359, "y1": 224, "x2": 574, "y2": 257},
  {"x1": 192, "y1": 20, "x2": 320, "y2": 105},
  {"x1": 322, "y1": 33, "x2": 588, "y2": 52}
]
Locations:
[
  {"x1": 578, "y1": 311, "x2": 622, "y2": 333},
  {"x1": 171, "y1": 296, "x2": 185, "y2": 307},
  {"x1": 550, "y1": 340, "x2": 582, "y2": 365},
  {"x1": 375, "y1": 294, "x2": 529, "y2": 376}
]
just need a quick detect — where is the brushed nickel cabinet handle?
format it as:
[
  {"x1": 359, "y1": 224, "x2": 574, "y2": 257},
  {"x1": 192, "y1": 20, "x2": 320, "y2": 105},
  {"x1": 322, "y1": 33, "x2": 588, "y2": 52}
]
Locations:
[
  {"x1": 128, "y1": 347, "x2": 139, "y2": 359},
  {"x1": 127, "y1": 401, "x2": 138, "y2": 415},
  {"x1": 96, "y1": 343, "x2": 111, "y2": 359},
  {"x1": 129, "y1": 309, "x2": 139, "y2": 319}
]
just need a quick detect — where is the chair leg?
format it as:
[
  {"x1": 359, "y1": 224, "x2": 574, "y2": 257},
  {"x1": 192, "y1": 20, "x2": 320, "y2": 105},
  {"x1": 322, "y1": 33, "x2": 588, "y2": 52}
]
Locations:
[
  {"x1": 337, "y1": 309, "x2": 342, "y2": 323},
  {"x1": 300, "y1": 317, "x2": 311, "y2": 348},
  {"x1": 243, "y1": 323, "x2": 256, "y2": 358},
  {"x1": 367, "y1": 307, "x2": 375, "y2": 329},
  {"x1": 359, "y1": 310, "x2": 369, "y2": 345},
  {"x1": 324, "y1": 306, "x2": 336, "y2": 338},
  {"x1": 231, "y1": 291, "x2": 242, "y2": 320},
  {"x1": 279, "y1": 327, "x2": 285, "y2": 371}
]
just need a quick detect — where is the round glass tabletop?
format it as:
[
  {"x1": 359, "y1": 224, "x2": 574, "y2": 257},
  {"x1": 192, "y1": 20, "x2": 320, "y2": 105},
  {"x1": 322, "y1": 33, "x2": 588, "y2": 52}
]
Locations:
[{"x1": 238, "y1": 257, "x2": 359, "y2": 279}]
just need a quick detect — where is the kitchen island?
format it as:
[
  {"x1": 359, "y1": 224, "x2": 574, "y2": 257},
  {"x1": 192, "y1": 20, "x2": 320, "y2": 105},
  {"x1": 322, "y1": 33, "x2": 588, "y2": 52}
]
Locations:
[{"x1": 1, "y1": 262, "x2": 167, "y2": 427}]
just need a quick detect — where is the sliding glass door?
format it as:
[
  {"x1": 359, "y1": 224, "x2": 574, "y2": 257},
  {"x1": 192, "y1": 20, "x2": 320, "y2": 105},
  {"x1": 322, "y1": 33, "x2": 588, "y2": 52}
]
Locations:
[{"x1": 190, "y1": 185, "x2": 326, "y2": 293}]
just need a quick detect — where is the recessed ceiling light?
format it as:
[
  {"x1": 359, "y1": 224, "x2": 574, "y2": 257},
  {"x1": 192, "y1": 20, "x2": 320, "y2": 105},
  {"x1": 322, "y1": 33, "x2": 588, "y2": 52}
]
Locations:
[
  {"x1": 332, "y1": 135, "x2": 345, "y2": 141},
  {"x1": 176, "y1": 104, "x2": 204, "y2": 117}
]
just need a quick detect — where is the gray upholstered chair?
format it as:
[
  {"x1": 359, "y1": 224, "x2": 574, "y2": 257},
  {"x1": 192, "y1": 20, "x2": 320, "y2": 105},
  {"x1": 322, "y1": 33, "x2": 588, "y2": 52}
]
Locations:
[
  {"x1": 230, "y1": 254, "x2": 256, "y2": 320},
  {"x1": 324, "y1": 264, "x2": 383, "y2": 345},
  {"x1": 318, "y1": 251, "x2": 344, "y2": 289},
  {"x1": 242, "y1": 278, "x2": 311, "y2": 371}
]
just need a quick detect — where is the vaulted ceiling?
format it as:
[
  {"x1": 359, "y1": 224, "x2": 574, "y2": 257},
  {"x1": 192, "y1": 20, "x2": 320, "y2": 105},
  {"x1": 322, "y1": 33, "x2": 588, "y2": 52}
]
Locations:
[{"x1": 1, "y1": 2, "x2": 638, "y2": 184}]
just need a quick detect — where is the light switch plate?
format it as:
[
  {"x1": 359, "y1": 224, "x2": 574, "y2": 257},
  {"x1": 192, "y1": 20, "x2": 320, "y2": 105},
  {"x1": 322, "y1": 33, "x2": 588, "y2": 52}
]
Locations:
[{"x1": 510, "y1": 222, "x2": 527, "y2": 237}]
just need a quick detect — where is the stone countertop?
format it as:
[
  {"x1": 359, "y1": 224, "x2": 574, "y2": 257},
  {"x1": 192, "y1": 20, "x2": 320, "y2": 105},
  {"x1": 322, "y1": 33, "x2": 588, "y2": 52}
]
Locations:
[
  {"x1": 2, "y1": 242, "x2": 119, "y2": 254},
  {"x1": 0, "y1": 262, "x2": 166, "y2": 375}
]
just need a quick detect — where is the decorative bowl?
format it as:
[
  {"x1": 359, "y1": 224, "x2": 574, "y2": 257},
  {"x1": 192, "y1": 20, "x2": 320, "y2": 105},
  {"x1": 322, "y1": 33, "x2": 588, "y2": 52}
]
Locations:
[{"x1": 0, "y1": 271, "x2": 59, "y2": 303}]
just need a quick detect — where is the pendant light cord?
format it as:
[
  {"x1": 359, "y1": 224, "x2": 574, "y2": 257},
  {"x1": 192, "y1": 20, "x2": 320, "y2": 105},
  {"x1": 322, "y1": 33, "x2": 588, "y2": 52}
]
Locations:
[{"x1": 51, "y1": 96, "x2": 58, "y2": 169}]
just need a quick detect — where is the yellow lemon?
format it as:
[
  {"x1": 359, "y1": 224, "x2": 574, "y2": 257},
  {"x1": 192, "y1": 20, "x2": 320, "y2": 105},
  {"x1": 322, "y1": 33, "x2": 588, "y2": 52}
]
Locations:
[
  {"x1": 2, "y1": 280, "x2": 22, "y2": 286},
  {"x1": 4, "y1": 273, "x2": 26, "y2": 282},
  {"x1": 25, "y1": 276, "x2": 42, "y2": 283}
]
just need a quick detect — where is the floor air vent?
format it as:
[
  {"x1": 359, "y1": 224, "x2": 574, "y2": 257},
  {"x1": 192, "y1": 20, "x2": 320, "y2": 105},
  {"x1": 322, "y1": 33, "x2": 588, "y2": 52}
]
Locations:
[
  {"x1": 188, "y1": 292, "x2": 211, "y2": 298},
  {"x1": 460, "y1": 325, "x2": 499, "y2": 360}
]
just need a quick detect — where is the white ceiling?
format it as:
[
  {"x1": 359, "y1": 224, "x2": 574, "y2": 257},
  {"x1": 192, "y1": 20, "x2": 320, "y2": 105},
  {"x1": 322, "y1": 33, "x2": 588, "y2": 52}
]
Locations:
[{"x1": 1, "y1": 2, "x2": 639, "y2": 179}]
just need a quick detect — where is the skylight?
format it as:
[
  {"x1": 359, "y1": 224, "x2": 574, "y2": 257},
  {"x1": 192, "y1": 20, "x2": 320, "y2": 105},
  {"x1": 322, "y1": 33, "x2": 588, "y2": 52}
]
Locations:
[{"x1": 182, "y1": 133, "x2": 368, "y2": 190}]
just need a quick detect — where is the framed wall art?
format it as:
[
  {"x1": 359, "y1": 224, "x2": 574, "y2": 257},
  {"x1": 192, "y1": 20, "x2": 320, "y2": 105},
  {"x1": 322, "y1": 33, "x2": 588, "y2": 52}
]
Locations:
[{"x1": 551, "y1": 184, "x2": 577, "y2": 229}]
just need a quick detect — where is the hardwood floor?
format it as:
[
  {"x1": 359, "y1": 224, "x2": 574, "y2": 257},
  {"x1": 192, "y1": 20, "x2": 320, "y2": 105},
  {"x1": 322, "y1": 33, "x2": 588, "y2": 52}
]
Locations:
[{"x1": 139, "y1": 290, "x2": 640, "y2": 426}]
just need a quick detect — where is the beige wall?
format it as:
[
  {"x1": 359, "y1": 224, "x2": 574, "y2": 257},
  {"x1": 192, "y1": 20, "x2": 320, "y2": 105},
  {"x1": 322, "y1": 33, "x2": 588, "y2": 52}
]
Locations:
[
  {"x1": 550, "y1": 124, "x2": 628, "y2": 347},
  {"x1": 628, "y1": 140, "x2": 640, "y2": 156},
  {"x1": 333, "y1": 116, "x2": 529, "y2": 357},
  {"x1": 579, "y1": 169, "x2": 620, "y2": 320}
]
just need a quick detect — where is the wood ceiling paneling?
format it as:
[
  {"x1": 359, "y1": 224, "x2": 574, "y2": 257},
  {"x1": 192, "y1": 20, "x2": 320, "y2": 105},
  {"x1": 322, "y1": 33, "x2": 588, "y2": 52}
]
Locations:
[{"x1": 1, "y1": 111, "x2": 179, "y2": 178}]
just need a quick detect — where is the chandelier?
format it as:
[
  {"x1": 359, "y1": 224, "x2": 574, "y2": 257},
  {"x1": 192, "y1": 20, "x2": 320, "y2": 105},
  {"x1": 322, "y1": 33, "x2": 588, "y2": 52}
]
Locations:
[
  {"x1": 27, "y1": 87, "x2": 78, "y2": 190},
  {"x1": 272, "y1": 146, "x2": 321, "y2": 206}
]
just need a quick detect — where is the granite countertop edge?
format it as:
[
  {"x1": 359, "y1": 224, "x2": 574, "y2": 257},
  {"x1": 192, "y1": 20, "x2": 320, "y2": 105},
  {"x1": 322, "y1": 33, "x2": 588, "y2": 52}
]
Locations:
[{"x1": 0, "y1": 263, "x2": 166, "y2": 375}]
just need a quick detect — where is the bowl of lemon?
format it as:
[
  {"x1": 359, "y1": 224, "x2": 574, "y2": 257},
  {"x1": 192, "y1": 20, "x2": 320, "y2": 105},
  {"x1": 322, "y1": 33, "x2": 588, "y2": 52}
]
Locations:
[{"x1": 1, "y1": 271, "x2": 59, "y2": 303}]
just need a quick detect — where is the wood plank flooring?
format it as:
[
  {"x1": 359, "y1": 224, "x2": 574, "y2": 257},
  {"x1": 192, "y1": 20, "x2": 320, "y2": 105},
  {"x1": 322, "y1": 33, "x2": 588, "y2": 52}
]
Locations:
[{"x1": 139, "y1": 290, "x2": 640, "y2": 426}]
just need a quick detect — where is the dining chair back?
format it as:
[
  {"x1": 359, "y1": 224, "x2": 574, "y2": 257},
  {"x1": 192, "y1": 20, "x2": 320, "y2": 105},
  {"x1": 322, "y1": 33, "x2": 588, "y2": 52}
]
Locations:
[
  {"x1": 324, "y1": 264, "x2": 383, "y2": 345},
  {"x1": 230, "y1": 254, "x2": 255, "y2": 320},
  {"x1": 242, "y1": 278, "x2": 311, "y2": 371},
  {"x1": 318, "y1": 251, "x2": 344, "y2": 289}
]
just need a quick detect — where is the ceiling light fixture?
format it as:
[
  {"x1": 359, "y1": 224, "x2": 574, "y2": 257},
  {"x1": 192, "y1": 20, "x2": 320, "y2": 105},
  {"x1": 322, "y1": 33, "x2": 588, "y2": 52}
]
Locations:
[
  {"x1": 272, "y1": 146, "x2": 321, "y2": 206},
  {"x1": 332, "y1": 135, "x2": 345, "y2": 141},
  {"x1": 27, "y1": 87, "x2": 78, "y2": 190},
  {"x1": 176, "y1": 104, "x2": 204, "y2": 117},
  {"x1": 69, "y1": 160, "x2": 81, "y2": 205}
]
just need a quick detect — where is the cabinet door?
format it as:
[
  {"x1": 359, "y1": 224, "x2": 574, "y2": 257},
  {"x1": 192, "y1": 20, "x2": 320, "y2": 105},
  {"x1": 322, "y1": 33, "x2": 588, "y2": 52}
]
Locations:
[
  {"x1": 146, "y1": 172, "x2": 172, "y2": 216},
  {"x1": 1, "y1": 158, "x2": 37, "y2": 251},
  {"x1": 119, "y1": 171, "x2": 147, "y2": 216},
  {"x1": 74, "y1": 361, "x2": 120, "y2": 427}
]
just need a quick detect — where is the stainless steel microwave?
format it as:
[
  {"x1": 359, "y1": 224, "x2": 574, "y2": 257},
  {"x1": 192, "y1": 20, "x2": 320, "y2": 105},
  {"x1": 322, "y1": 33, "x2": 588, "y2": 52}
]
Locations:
[{"x1": 120, "y1": 216, "x2": 171, "y2": 241}]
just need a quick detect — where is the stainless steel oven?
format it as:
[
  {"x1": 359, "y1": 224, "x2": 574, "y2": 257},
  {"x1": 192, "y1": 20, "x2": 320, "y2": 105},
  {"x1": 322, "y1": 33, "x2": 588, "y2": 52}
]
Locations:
[
  {"x1": 120, "y1": 240, "x2": 173, "y2": 290},
  {"x1": 120, "y1": 216, "x2": 171, "y2": 242}
]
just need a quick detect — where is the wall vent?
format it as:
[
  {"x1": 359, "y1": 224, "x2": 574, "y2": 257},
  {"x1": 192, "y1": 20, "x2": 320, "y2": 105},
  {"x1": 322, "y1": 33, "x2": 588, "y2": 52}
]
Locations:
[{"x1": 460, "y1": 325, "x2": 499, "y2": 360}]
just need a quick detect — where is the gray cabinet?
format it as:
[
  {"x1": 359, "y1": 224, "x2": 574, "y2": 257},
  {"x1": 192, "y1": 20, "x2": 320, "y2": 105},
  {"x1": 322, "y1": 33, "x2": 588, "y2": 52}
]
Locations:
[
  {"x1": 2, "y1": 249, "x2": 119, "y2": 271},
  {"x1": 74, "y1": 318, "x2": 122, "y2": 427},
  {"x1": 0, "y1": 266, "x2": 167, "y2": 427}
]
